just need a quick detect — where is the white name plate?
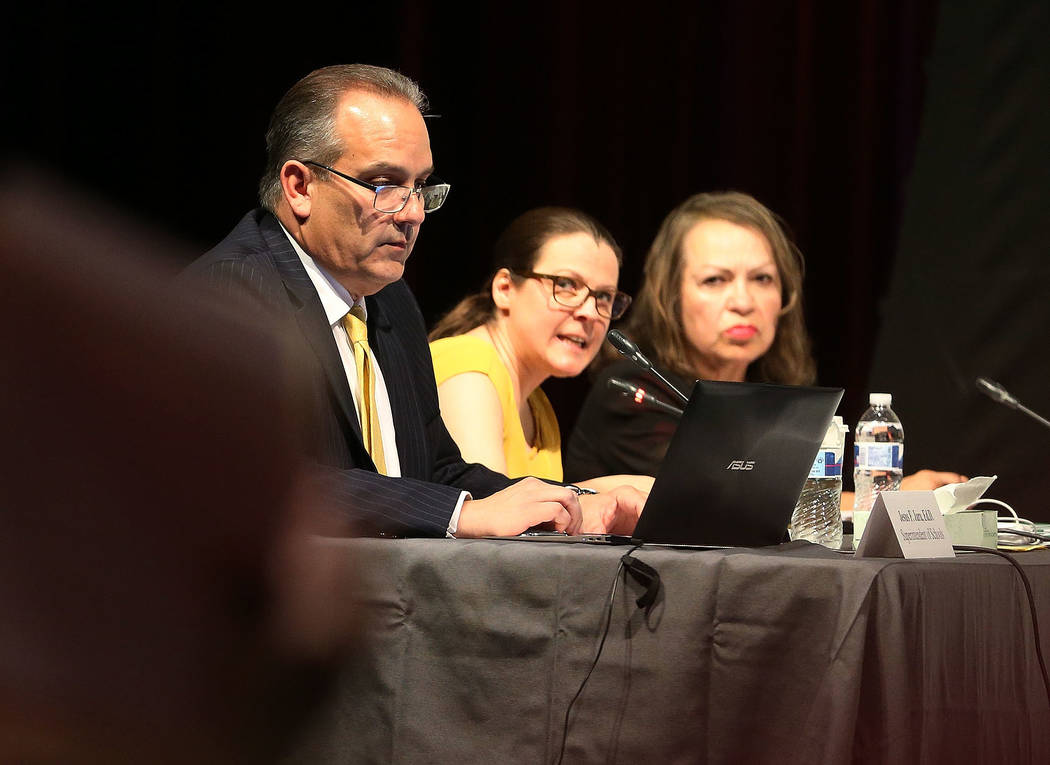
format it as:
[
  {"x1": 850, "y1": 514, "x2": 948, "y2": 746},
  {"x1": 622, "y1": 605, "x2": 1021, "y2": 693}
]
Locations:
[{"x1": 855, "y1": 491, "x2": 955, "y2": 559}]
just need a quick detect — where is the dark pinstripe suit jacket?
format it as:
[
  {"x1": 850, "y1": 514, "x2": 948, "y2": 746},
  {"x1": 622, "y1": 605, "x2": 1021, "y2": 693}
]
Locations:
[{"x1": 186, "y1": 209, "x2": 513, "y2": 536}]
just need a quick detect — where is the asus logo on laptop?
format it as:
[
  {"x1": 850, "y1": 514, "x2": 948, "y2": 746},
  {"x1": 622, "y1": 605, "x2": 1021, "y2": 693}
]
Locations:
[{"x1": 726, "y1": 460, "x2": 756, "y2": 471}]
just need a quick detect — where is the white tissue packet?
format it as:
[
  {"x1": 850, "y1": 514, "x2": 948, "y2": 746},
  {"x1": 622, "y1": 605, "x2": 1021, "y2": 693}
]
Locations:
[{"x1": 933, "y1": 475, "x2": 997, "y2": 514}]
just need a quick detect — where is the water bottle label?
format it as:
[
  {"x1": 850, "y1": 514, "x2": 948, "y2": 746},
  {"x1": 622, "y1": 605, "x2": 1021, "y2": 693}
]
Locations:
[
  {"x1": 854, "y1": 443, "x2": 903, "y2": 470},
  {"x1": 808, "y1": 449, "x2": 843, "y2": 478}
]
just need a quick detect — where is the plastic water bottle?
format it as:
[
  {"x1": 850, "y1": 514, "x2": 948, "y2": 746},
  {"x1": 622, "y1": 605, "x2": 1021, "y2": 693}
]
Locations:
[
  {"x1": 853, "y1": 393, "x2": 904, "y2": 515},
  {"x1": 790, "y1": 416, "x2": 848, "y2": 548}
]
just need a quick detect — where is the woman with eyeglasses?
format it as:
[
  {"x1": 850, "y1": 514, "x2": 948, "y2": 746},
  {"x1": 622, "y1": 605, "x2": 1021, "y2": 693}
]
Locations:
[{"x1": 429, "y1": 207, "x2": 652, "y2": 494}]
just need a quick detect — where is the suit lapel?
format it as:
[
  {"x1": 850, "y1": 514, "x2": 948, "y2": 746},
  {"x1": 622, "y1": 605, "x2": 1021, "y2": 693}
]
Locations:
[
  {"x1": 259, "y1": 216, "x2": 364, "y2": 445},
  {"x1": 366, "y1": 289, "x2": 424, "y2": 478}
]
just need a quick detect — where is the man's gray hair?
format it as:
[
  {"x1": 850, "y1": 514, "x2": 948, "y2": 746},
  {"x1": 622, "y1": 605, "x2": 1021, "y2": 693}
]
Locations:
[{"x1": 258, "y1": 64, "x2": 428, "y2": 211}]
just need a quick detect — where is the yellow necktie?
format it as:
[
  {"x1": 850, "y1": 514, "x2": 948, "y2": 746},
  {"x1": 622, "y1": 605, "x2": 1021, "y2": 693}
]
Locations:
[{"x1": 343, "y1": 306, "x2": 387, "y2": 475}]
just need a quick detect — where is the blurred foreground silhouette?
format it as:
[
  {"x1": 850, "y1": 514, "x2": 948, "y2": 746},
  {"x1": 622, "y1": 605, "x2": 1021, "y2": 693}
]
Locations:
[{"x1": 0, "y1": 167, "x2": 358, "y2": 763}]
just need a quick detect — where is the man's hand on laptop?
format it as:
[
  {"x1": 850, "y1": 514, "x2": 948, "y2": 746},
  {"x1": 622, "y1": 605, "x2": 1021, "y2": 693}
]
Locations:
[
  {"x1": 456, "y1": 478, "x2": 583, "y2": 538},
  {"x1": 579, "y1": 485, "x2": 647, "y2": 535}
]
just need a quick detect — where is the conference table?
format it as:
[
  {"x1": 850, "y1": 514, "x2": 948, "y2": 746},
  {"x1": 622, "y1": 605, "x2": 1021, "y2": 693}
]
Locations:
[{"x1": 287, "y1": 538, "x2": 1050, "y2": 764}]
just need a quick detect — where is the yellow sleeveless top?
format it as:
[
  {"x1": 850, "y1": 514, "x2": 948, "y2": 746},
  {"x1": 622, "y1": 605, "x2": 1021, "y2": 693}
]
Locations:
[{"x1": 430, "y1": 335, "x2": 562, "y2": 481}]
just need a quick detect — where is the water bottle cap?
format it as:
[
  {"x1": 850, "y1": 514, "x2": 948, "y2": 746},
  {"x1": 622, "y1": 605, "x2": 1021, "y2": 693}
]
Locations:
[
  {"x1": 823, "y1": 416, "x2": 847, "y2": 448},
  {"x1": 869, "y1": 393, "x2": 892, "y2": 406}
]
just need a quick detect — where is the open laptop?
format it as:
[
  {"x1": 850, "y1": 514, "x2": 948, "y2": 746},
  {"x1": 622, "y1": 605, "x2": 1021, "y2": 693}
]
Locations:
[{"x1": 508, "y1": 379, "x2": 843, "y2": 548}]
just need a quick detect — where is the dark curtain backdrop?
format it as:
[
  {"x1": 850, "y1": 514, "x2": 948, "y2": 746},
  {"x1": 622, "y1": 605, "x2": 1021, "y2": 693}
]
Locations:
[
  {"x1": 870, "y1": 0, "x2": 1050, "y2": 518},
  {"x1": 17, "y1": 1, "x2": 1045, "y2": 516},
  {"x1": 7, "y1": 0, "x2": 937, "y2": 423}
]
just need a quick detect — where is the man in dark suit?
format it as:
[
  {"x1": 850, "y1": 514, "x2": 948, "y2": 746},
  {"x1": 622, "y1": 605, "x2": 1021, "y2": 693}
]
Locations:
[{"x1": 187, "y1": 64, "x2": 644, "y2": 538}]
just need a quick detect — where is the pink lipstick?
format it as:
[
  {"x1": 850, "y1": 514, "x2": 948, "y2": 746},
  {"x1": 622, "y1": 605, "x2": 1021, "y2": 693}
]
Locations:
[{"x1": 725, "y1": 325, "x2": 757, "y2": 340}]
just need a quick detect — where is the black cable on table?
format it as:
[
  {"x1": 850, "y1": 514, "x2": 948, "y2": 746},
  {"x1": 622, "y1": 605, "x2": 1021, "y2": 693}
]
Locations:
[
  {"x1": 998, "y1": 528, "x2": 1050, "y2": 544},
  {"x1": 555, "y1": 544, "x2": 648, "y2": 765}
]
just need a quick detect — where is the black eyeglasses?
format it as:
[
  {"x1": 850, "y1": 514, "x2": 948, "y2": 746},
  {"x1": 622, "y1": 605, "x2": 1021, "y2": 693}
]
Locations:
[
  {"x1": 511, "y1": 270, "x2": 632, "y2": 320},
  {"x1": 301, "y1": 160, "x2": 451, "y2": 214}
]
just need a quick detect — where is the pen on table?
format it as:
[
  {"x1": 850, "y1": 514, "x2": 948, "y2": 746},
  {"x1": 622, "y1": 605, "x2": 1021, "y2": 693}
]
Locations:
[{"x1": 566, "y1": 484, "x2": 598, "y2": 495}]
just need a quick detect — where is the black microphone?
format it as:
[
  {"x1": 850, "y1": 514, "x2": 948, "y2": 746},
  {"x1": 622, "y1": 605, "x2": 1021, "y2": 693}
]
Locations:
[
  {"x1": 976, "y1": 377, "x2": 1050, "y2": 430},
  {"x1": 606, "y1": 330, "x2": 691, "y2": 405},
  {"x1": 608, "y1": 377, "x2": 685, "y2": 417}
]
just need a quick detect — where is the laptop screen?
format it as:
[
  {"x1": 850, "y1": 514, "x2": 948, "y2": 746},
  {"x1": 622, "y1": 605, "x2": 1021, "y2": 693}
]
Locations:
[{"x1": 634, "y1": 380, "x2": 843, "y2": 547}]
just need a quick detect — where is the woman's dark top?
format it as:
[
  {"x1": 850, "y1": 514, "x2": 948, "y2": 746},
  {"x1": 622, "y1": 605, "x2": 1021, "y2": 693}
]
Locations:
[{"x1": 564, "y1": 359, "x2": 695, "y2": 480}]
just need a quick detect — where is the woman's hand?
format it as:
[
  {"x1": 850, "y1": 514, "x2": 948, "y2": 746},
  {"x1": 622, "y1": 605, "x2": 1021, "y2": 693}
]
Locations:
[
  {"x1": 900, "y1": 469, "x2": 968, "y2": 491},
  {"x1": 840, "y1": 470, "x2": 968, "y2": 517},
  {"x1": 576, "y1": 474, "x2": 655, "y2": 495},
  {"x1": 579, "y1": 485, "x2": 647, "y2": 535}
]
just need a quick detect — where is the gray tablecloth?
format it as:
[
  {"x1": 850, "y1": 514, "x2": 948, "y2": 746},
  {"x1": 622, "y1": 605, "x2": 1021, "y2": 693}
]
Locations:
[{"x1": 288, "y1": 540, "x2": 1050, "y2": 764}]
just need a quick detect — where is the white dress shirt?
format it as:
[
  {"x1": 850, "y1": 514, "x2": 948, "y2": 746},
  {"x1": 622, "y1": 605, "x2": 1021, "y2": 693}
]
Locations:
[
  {"x1": 280, "y1": 226, "x2": 466, "y2": 534},
  {"x1": 283, "y1": 228, "x2": 402, "y2": 477}
]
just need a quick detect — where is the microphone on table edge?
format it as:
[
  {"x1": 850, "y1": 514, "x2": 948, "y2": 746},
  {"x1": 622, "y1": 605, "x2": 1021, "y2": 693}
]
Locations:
[
  {"x1": 605, "y1": 330, "x2": 691, "y2": 406},
  {"x1": 607, "y1": 377, "x2": 685, "y2": 418},
  {"x1": 976, "y1": 377, "x2": 1050, "y2": 431}
]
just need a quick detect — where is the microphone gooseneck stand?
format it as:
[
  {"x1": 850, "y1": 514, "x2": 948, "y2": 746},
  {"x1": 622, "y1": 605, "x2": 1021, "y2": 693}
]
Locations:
[
  {"x1": 606, "y1": 330, "x2": 691, "y2": 406},
  {"x1": 976, "y1": 377, "x2": 1050, "y2": 431},
  {"x1": 607, "y1": 377, "x2": 685, "y2": 418}
]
